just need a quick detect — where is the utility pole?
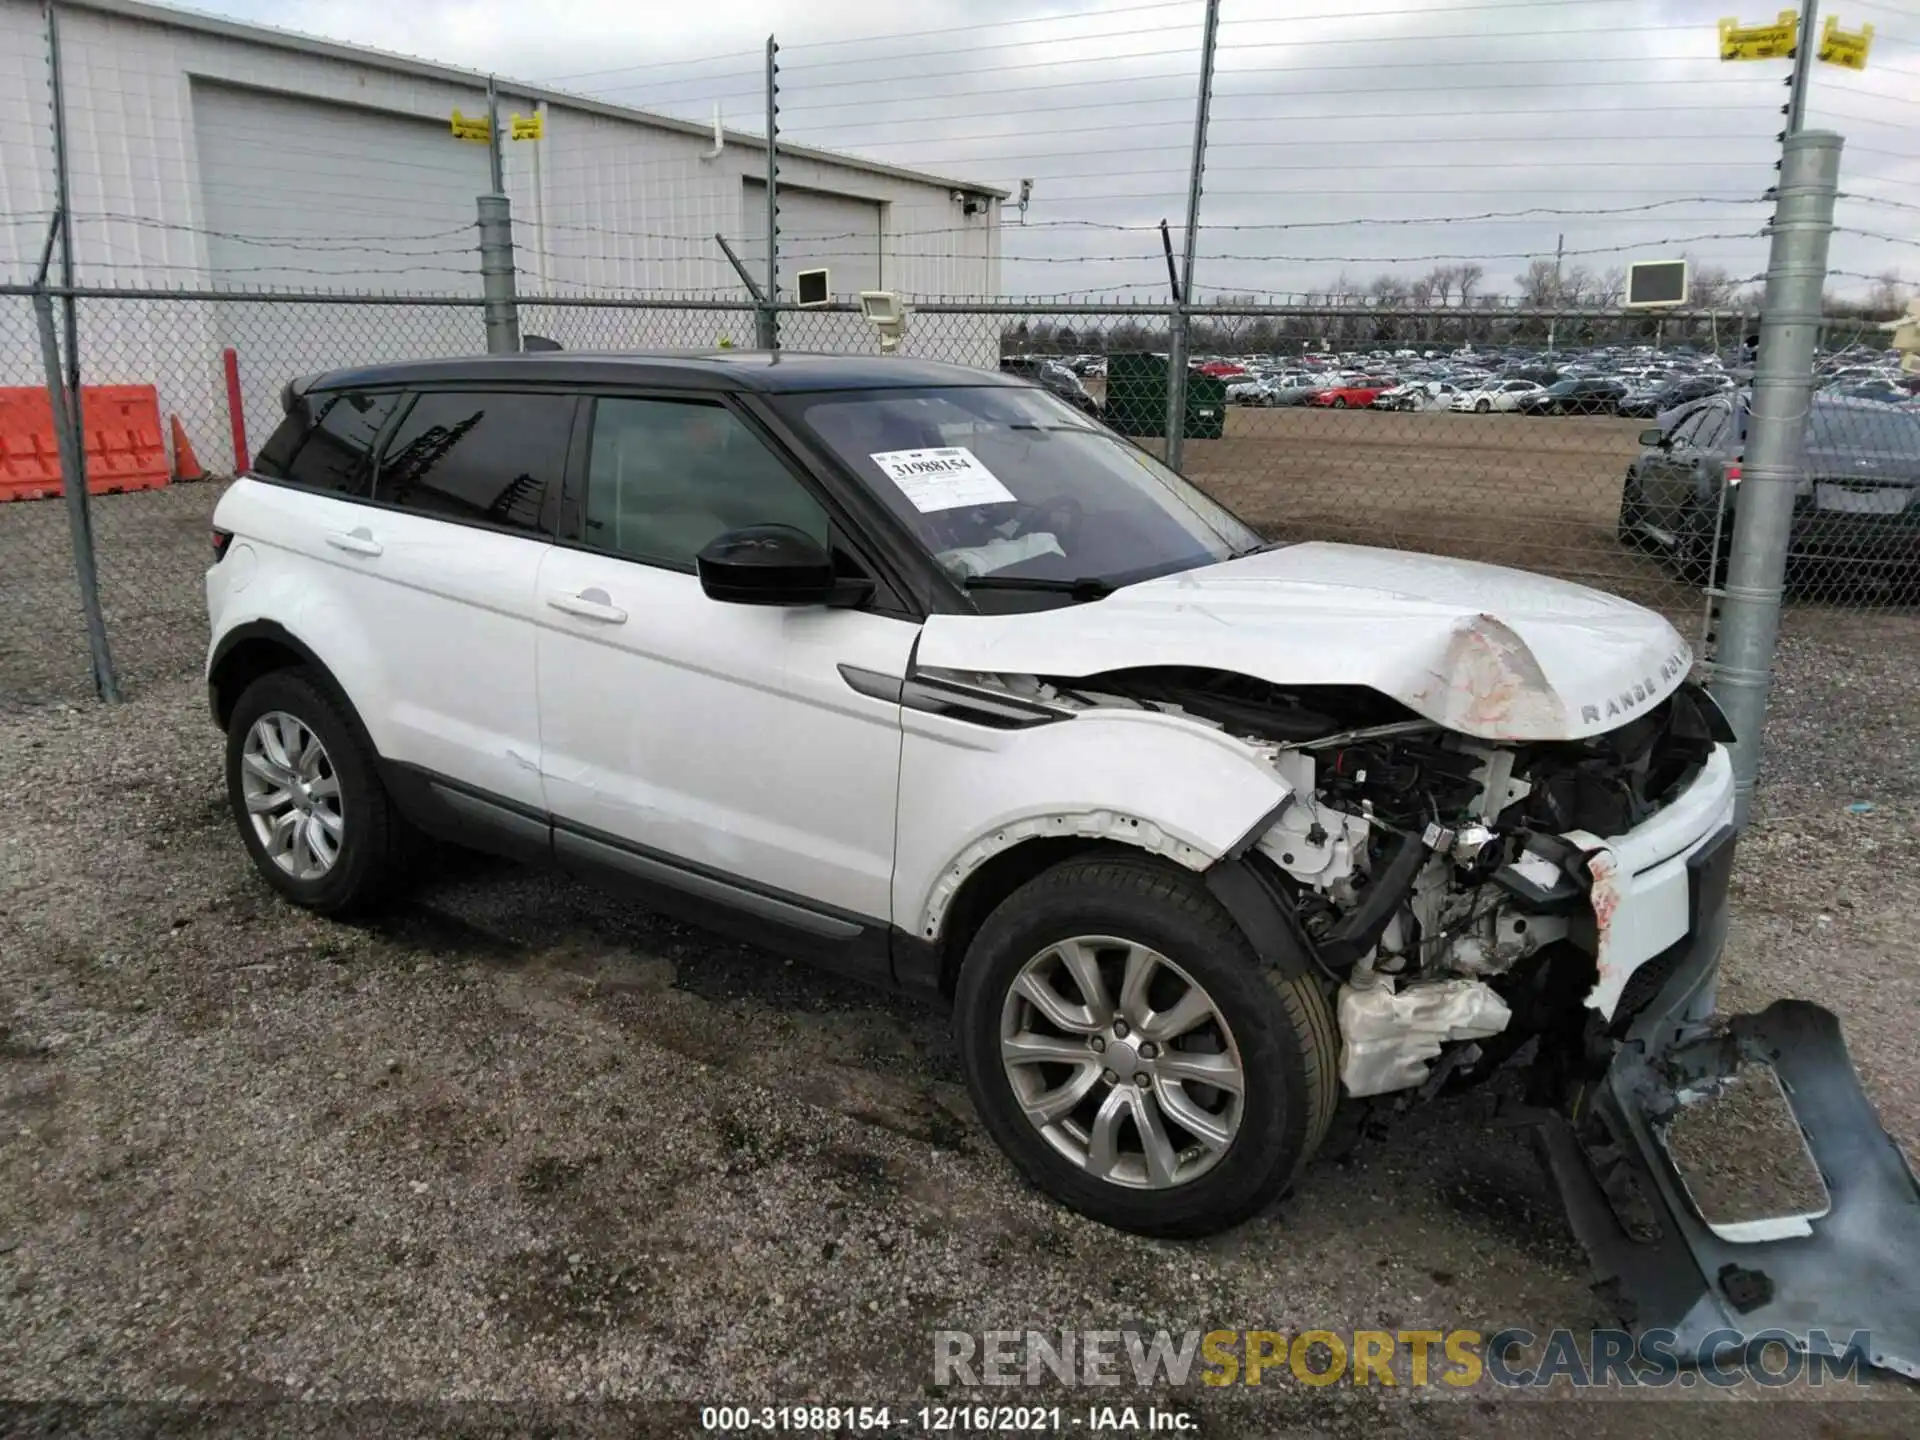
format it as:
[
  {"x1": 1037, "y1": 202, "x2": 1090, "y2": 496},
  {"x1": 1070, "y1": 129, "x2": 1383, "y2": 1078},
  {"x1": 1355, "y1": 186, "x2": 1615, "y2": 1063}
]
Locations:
[
  {"x1": 1709, "y1": 129, "x2": 1842, "y2": 826},
  {"x1": 1164, "y1": 0, "x2": 1220, "y2": 472}
]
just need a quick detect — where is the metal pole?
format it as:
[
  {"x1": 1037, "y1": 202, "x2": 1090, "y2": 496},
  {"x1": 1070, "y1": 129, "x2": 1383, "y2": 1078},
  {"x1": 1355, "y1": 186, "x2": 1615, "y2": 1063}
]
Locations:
[
  {"x1": 1547, "y1": 232, "x2": 1564, "y2": 353},
  {"x1": 1786, "y1": 0, "x2": 1819, "y2": 135},
  {"x1": 476, "y1": 193, "x2": 520, "y2": 354},
  {"x1": 485, "y1": 74, "x2": 505, "y2": 195},
  {"x1": 46, "y1": 4, "x2": 77, "y2": 386},
  {"x1": 1164, "y1": 0, "x2": 1220, "y2": 473},
  {"x1": 1708, "y1": 129, "x2": 1842, "y2": 827},
  {"x1": 33, "y1": 284, "x2": 118, "y2": 702},
  {"x1": 43, "y1": 6, "x2": 116, "y2": 701},
  {"x1": 764, "y1": 36, "x2": 781, "y2": 352},
  {"x1": 715, "y1": 234, "x2": 775, "y2": 350}
]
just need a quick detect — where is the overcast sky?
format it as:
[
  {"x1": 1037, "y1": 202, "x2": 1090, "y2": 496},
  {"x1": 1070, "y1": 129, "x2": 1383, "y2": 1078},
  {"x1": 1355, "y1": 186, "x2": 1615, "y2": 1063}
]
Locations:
[{"x1": 200, "y1": 0, "x2": 1918, "y2": 301}]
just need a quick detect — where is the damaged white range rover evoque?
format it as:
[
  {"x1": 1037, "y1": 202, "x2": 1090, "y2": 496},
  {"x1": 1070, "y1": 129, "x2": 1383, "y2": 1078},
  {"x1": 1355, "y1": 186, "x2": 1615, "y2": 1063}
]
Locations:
[{"x1": 208, "y1": 353, "x2": 1918, "y2": 1375}]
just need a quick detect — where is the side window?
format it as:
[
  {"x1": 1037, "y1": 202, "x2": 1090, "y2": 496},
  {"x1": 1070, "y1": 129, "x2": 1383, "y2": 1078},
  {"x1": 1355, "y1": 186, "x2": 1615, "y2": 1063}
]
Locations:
[
  {"x1": 1667, "y1": 407, "x2": 1710, "y2": 447},
  {"x1": 584, "y1": 398, "x2": 829, "y2": 570},
  {"x1": 374, "y1": 390, "x2": 572, "y2": 534},
  {"x1": 257, "y1": 390, "x2": 401, "y2": 497},
  {"x1": 1693, "y1": 405, "x2": 1731, "y2": 451}
]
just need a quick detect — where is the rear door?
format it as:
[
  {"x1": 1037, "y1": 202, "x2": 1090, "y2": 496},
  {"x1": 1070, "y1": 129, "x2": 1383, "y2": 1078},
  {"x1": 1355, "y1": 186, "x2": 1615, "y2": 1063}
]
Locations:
[{"x1": 357, "y1": 387, "x2": 573, "y2": 809}]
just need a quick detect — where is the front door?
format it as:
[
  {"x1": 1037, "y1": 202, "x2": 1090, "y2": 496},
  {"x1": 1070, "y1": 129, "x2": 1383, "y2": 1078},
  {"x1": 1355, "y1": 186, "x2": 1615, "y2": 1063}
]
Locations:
[
  {"x1": 1640, "y1": 403, "x2": 1714, "y2": 535},
  {"x1": 535, "y1": 394, "x2": 916, "y2": 931}
]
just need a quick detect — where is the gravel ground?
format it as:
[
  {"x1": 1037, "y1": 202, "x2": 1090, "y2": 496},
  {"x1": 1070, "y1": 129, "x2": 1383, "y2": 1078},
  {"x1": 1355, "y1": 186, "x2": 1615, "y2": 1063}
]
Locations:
[{"x1": 1, "y1": 604, "x2": 1916, "y2": 1436}]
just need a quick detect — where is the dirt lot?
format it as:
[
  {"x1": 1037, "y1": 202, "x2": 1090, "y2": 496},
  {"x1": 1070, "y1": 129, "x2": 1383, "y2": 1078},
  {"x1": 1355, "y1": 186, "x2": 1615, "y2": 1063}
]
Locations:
[{"x1": 1, "y1": 414, "x2": 1917, "y2": 1433}]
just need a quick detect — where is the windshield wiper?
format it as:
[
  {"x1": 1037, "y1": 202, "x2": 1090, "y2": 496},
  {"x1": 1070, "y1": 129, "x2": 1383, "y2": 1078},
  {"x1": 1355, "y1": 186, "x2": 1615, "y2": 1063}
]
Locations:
[
  {"x1": 1230, "y1": 539, "x2": 1290, "y2": 559},
  {"x1": 962, "y1": 574, "x2": 1114, "y2": 600}
]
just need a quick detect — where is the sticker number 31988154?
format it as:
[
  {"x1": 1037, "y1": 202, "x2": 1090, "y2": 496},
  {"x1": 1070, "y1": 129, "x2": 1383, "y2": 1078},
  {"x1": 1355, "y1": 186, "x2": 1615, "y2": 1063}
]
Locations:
[{"x1": 869, "y1": 447, "x2": 1018, "y2": 513}]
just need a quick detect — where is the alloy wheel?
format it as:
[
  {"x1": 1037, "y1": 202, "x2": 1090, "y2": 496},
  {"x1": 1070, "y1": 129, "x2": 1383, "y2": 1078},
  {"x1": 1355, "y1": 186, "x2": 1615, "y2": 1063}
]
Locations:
[
  {"x1": 240, "y1": 711, "x2": 344, "y2": 880},
  {"x1": 999, "y1": 936, "x2": 1245, "y2": 1190}
]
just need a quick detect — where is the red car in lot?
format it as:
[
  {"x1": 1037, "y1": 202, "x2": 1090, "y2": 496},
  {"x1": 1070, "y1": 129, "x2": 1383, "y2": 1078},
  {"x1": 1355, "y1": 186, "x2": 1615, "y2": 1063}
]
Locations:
[{"x1": 1308, "y1": 377, "x2": 1392, "y2": 409}]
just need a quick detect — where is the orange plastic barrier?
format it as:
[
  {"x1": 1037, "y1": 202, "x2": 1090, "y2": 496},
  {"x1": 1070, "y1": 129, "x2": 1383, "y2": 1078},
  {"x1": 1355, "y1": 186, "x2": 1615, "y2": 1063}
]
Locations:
[{"x1": 0, "y1": 384, "x2": 170, "y2": 503}]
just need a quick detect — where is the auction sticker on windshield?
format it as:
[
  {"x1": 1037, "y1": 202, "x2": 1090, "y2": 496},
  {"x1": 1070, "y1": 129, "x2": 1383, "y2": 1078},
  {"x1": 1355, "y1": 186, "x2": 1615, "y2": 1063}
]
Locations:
[{"x1": 870, "y1": 447, "x2": 1016, "y2": 513}]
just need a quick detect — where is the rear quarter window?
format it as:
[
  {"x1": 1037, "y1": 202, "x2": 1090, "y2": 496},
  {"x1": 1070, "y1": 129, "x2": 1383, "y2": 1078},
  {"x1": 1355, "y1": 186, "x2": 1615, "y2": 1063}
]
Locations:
[{"x1": 254, "y1": 390, "x2": 402, "y2": 498}]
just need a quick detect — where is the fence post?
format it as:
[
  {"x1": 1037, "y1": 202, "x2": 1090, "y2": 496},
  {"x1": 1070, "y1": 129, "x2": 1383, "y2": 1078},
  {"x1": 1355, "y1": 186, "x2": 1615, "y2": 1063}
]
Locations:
[
  {"x1": 764, "y1": 35, "x2": 781, "y2": 353},
  {"x1": 31, "y1": 279, "x2": 118, "y2": 702},
  {"x1": 1708, "y1": 129, "x2": 1842, "y2": 827},
  {"x1": 477, "y1": 193, "x2": 520, "y2": 354},
  {"x1": 1164, "y1": 0, "x2": 1220, "y2": 473}
]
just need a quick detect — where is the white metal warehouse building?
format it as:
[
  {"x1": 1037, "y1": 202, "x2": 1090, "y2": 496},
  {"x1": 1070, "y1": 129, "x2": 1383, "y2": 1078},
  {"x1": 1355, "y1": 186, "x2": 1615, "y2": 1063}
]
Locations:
[{"x1": 0, "y1": 0, "x2": 1004, "y2": 462}]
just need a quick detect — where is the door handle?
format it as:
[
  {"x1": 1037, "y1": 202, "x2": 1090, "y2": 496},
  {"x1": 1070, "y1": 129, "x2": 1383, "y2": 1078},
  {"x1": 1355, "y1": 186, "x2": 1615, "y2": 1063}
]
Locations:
[
  {"x1": 546, "y1": 588, "x2": 628, "y2": 624},
  {"x1": 325, "y1": 527, "x2": 383, "y2": 557}
]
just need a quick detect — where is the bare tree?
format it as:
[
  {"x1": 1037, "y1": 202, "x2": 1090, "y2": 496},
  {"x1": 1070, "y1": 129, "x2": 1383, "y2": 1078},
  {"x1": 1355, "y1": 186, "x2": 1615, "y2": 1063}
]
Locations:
[
  {"x1": 1514, "y1": 258, "x2": 1560, "y2": 307},
  {"x1": 1867, "y1": 269, "x2": 1911, "y2": 316},
  {"x1": 1456, "y1": 263, "x2": 1485, "y2": 305}
]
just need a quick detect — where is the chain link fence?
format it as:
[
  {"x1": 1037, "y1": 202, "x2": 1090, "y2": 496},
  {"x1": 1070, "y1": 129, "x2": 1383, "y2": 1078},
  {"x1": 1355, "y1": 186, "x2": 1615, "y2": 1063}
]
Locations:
[{"x1": 2, "y1": 287, "x2": 1915, "y2": 712}]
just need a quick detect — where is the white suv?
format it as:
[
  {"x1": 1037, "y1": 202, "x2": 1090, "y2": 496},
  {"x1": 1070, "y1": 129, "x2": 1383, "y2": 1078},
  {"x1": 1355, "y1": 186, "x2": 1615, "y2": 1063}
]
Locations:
[{"x1": 208, "y1": 353, "x2": 1863, "y2": 1288}]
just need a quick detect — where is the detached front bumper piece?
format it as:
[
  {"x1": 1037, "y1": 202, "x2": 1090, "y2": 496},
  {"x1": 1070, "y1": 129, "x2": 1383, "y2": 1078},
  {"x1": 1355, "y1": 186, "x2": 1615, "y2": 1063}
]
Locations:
[{"x1": 1538, "y1": 830, "x2": 1920, "y2": 1380}]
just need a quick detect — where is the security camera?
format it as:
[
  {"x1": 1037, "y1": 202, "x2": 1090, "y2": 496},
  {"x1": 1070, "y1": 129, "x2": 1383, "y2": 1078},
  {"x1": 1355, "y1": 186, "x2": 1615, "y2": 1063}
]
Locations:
[
  {"x1": 951, "y1": 189, "x2": 966, "y2": 204},
  {"x1": 858, "y1": 291, "x2": 909, "y2": 354}
]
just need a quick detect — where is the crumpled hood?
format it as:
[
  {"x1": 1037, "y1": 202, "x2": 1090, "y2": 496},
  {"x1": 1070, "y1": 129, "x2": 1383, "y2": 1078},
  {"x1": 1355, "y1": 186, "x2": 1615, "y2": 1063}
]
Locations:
[{"x1": 916, "y1": 542, "x2": 1694, "y2": 741}]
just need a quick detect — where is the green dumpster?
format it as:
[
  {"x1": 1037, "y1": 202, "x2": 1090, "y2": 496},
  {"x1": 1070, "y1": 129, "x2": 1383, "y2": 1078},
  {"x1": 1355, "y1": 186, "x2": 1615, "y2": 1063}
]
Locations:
[{"x1": 1100, "y1": 352, "x2": 1225, "y2": 441}]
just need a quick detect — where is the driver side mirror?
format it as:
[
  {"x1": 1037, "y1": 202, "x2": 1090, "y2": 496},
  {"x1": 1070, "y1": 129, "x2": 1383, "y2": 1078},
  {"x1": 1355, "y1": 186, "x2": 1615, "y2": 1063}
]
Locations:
[
  {"x1": 1638, "y1": 427, "x2": 1668, "y2": 448},
  {"x1": 696, "y1": 525, "x2": 873, "y2": 608}
]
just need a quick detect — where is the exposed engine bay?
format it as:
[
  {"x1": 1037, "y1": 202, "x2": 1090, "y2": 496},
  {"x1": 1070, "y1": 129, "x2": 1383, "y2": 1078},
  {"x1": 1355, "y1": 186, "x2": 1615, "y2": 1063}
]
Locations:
[{"x1": 1033, "y1": 667, "x2": 1735, "y2": 1100}]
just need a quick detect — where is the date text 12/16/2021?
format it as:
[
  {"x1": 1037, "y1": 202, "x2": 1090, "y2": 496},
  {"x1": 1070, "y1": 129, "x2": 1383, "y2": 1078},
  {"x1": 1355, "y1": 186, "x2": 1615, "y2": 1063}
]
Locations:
[{"x1": 700, "y1": 1405, "x2": 1196, "y2": 1432}]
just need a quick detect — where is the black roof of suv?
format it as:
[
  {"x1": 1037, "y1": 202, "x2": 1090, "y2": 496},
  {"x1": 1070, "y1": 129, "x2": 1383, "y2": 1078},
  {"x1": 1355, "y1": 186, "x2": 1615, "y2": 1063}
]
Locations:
[{"x1": 302, "y1": 351, "x2": 1024, "y2": 396}]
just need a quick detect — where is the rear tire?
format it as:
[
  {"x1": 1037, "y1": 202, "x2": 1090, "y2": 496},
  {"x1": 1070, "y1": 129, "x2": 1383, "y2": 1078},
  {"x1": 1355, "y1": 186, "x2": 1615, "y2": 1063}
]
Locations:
[
  {"x1": 225, "y1": 668, "x2": 414, "y2": 917},
  {"x1": 954, "y1": 855, "x2": 1337, "y2": 1238}
]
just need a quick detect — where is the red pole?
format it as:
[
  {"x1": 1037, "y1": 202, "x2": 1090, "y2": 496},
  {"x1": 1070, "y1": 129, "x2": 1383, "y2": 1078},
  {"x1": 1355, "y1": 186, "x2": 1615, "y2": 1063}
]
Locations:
[{"x1": 222, "y1": 347, "x2": 249, "y2": 474}]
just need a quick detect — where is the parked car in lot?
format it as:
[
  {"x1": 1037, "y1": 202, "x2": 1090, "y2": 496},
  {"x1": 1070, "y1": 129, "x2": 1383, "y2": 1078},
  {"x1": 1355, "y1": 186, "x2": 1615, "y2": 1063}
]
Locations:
[
  {"x1": 1450, "y1": 379, "x2": 1546, "y2": 414},
  {"x1": 202, "y1": 352, "x2": 1920, "y2": 1350},
  {"x1": 1615, "y1": 373, "x2": 1733, "y2": 419},
  {"x1": 1227, "y1": 372, "x2": 1319, "y2": 407},
  {"x1": 1308, "y1": 377, "x2": 1393, "y2": 409},
  {"x1": 1373, "y1": 380, "x2": 1462, "y2": 412},
  {"x1": 1001, "y1": 357, "x2": 1103, "y2": 416},
  {"x1": 1514, "y1": 377, "x2": 1629, "y2": 416},
  {"x1": 1618, "y1": 393, "x2": 1920, "y2": 590}
]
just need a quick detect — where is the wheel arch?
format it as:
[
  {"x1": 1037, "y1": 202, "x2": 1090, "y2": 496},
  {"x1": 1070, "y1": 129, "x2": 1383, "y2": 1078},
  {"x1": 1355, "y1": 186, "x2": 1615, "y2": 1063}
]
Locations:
[{"x1": 209, "y1": 621, "x2": 377, "y2": 759}]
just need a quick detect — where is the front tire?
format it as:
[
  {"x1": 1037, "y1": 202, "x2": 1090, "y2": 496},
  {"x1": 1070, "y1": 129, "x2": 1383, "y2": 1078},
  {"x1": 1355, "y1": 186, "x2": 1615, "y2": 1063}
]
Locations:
[
  {"x1": 954, "y1": 855, "x2": 1338, "y2": 1238},
  {"x1": 1617, "y1": 472, "x2": 1651, "y2": 547},
  {"x1": 1475, "y1": 398, "x2": 1492, "y2": 413},
  {"x1": 1331, "y1": 397, "x2": 1348, "y2": 409},
  {"x1": 1675, "y1": 498, "x2": 1730, "y2": 587},
  {"x1": 225, "y1": 668, "x2": 413, "y2": 916}
]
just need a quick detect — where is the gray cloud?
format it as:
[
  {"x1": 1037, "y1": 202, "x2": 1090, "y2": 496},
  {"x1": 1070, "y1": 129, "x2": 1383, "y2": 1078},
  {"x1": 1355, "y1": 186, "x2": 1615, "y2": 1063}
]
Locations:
[{"x1": 217, "y1": 0, "x2": 1920, "y2": 300}]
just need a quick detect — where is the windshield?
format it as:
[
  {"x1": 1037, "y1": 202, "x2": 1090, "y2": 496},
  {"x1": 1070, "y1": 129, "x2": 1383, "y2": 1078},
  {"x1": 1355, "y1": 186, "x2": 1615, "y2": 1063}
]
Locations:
[
  {"x1": 1807, "y1": 404, "x2": 1920, "y2": 451},
  {"x1": 785, "y1": 385, "x2": 1262, "y2": 591}
]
